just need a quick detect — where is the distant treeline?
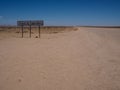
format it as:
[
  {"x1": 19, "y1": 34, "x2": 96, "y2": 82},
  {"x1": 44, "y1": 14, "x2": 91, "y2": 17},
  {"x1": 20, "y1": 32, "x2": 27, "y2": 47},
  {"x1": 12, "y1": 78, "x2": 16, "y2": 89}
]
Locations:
[
  {"x1": 0, "y1": 26, "x2": 75, "y2": 28},
  {"x1": 1, "y1": 25, "x2": 120, "y2": 29},
  {"x1": 79, "y1": 26, "x2": 120, "y2": 28}
]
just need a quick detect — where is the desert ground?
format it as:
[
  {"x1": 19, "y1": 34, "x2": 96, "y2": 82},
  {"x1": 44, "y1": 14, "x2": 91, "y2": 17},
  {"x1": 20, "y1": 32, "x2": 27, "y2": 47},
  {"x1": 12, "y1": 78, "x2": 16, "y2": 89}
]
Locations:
[{"x1": 0, "y1": 26, "x2": 120, "y2": 90}]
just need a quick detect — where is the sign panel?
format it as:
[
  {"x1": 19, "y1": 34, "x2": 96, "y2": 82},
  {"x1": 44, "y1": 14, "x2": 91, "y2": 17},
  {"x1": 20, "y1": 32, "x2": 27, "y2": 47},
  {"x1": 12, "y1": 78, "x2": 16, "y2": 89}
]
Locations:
[{"x1": 17, "y1": 20, "x2": 44, "y2": 26}]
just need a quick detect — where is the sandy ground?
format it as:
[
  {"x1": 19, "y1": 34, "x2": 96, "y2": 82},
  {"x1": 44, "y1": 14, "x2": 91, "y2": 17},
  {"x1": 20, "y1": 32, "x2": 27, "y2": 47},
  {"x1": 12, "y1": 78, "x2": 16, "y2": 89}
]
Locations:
[{"x1": 0, "y1": 27, "x2": 120, "y2": 90}]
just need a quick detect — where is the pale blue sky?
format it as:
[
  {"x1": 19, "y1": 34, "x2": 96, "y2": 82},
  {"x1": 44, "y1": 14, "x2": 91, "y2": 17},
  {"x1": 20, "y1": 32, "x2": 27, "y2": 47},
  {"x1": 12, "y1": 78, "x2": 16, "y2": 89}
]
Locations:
[{"x1": 0, "y1": 0, "x2": 120, "y2": 26}]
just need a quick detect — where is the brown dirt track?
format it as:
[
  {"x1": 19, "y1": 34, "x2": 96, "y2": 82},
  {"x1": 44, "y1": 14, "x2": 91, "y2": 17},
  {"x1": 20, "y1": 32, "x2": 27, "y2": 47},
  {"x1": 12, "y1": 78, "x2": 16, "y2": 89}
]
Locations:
[{"x1": 0, "y1": 27, "x2": 120, "y2": 90}]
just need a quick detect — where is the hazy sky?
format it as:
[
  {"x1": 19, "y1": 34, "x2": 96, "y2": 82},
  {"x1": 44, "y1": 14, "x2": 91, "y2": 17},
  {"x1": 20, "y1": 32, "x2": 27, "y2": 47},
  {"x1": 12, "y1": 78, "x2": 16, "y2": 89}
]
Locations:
[{"x1": 0, "y1": 0, "x2": 120, "y2": 26}]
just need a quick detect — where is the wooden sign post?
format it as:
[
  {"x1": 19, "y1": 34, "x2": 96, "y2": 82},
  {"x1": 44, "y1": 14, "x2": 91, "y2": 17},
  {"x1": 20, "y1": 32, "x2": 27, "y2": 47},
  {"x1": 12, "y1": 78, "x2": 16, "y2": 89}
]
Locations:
[
  {"x1": 30, "y1": 24, "x2": 31, "y2": 38},
  {"x1": 39, "y1": 25, "x2": 40, "y2": 38},
  {"x1": 22, "y1": 25, "x2": 23, "y2": 38},
  {"x1": 17, "y1": 20, "x2": 44, "y2": 38}
]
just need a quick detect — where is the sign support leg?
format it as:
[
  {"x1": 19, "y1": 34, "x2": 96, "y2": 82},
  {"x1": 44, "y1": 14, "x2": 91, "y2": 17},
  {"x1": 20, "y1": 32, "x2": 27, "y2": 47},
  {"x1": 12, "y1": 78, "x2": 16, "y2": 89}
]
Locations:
[
  {"x1": 30, "y1": 25, "x2": 31, "y2": 38},
  {"x1": 39, "y1": 26, "x2": 40, "y2": 38},
  {"x1": 22, "y1": 25, "x2": 23, "y2": 38}
]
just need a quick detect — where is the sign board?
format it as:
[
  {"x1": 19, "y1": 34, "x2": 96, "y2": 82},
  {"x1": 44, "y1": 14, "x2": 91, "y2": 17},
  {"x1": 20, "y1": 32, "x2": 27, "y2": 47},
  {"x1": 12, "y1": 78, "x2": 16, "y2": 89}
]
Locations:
[{"x1": 17, "y1": 20, "x2": 44, "y2": 26}]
